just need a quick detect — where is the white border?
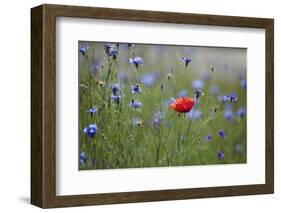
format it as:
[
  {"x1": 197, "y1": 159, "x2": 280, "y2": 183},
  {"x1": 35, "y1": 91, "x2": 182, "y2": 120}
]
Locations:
[{"x1": 56, "y1": 17, "x2": 265, "y2": 195}]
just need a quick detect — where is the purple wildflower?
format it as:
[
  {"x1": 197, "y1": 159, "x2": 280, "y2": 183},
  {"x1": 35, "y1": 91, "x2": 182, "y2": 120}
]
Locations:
[
  {"x1": 217, "y1": 151, "x2": 225, "y2": 160},
  {"x1": 87, "y1": 108, "x2": 97, "y2": 117},
  {"x1": 131, "y1": 84, "x2": 142, "y2": 94},
  {"x1": 237, "y1": 107, "x2": 246, "y2": 117},
  {"x1": 139, "y1": 72, "x2": 160, "y2": 87},
  {"x1": 178, "y1": 90, "x2": 188, "y2": 98},
  {"x1": 129, "y1": 99, "x2": 142, "y2": 109},
  {"x1": 204, "y1": 134, "x2": 212, "y2": 142},
  {"x1": 224, "y1": 109, "x2": 233, "y2": 121},
  {"x1": 182, "y1": 56, "x2": 192, "y2": 67},
  {"x1": 218, "y1": 130, "x2": 226, "y2": 139},
  {"x1": 187, "y1": 109, "x2": 202, "y2": 120},
  {"x1": 129, "y1": 56, "x2": 143, "y2": 69},
  {"x1": 192, "y1": 80, "x2": 204, "y2": 90},
  {"x1": 83, "y1": 124, "x2": 98, "y2": 138},
  {"x1": 79, "y1": 152, "x2": 87, "y2": 165},
  {"x1": 111, "y1": 94, "x2": 122, "y2": 103},
  {"x1": 229, "y1": 92, "x2": 238, "y2": 102}
]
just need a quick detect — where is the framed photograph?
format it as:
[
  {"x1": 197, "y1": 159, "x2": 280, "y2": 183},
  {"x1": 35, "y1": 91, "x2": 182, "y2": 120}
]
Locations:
[{"x1": 31, "y1": 4, "x2": 274, "y2": 208}]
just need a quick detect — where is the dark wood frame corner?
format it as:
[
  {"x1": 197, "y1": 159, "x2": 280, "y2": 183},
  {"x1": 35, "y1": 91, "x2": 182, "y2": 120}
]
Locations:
[{"x1": 31, "y1": 4, "x2": 274, "y2": 208}]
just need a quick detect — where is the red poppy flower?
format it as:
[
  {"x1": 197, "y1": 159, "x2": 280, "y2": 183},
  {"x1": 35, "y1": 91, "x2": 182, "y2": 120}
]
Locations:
[{"x1": 170, "y1": 97, "x2": 195, "y2": 113}]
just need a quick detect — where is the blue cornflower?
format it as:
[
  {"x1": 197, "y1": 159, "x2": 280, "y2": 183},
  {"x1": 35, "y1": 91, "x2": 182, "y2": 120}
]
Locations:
[
  {"x1": 218, "y1": 130, "x2": 226, "y2": 139},
  {"x1": 195, "y1": 90, "x2": 203, "y2": 100},
  {"x1": 131, "y1": 84, "x2": 142, "y2": 94},
  {"x1": 210, "y1": 85, "x2": 220, "y2": 95},
  {"x1": 87, "y1": 108, "x2": 97, "y2": 117},
  {"x1": 182, "y1": 56, "x2": 192, "y2": 67},
  {"x1": 218, "y1": 95, "x2": 230, "y2": 103},
  {"x1": 104, "y1": 43, "x2": 114, "y2": 54},
  {"x1": 129, "y1": 56, "x2": 143, "y2": 68},
  {"x1": 192, "y1": 80, "x2": 204, "y2": 90},
  {"x1": 83, "y1": 124, "x2": 98, "y2": 138},
  {"x1": 108, "y1": 48, "x2": 118, "y2": 59},
  {"x1": 224, "y1": 109, "x2": 233, "y2": 121},
  {"x1": 187, "y1": 109, "x2": 202, "y2": 120},
  {"x1": 111, "y1": 94, "x2": 122, "y2": 103},
  {"x1": 237, "y1": 107, "x2": 246, "y2": 117},
  {"x1": 218, "y1": 92, "x2": 238, "y2": 103},
  {"x1": 104, "y1": 43, "x2": 118, "y2": 59},
  {"x1": 112, "y1": 83, "x2": 120, "y2": 95},
  {"x1": 204, "y1": 134, "x2": 212, "y2": 142},
  {"x1": 79, "y1": 46, "x2": 89, "y2": 55},
  {"x1": 129, "y1": 99, "x2": 142, "y2": 109},
  {"x1": 229, "y1": 92, "x2": 238, "y2": 102},
  {"x1": 79, "y1": 152, "x2": 87, "y2": 165},
  {"x1": 139, "y1": 72, "x2": 160, "y2": 86},
  {"x1": 217, "y1": 151, "x2": 225, "y2": 160},
  {"x1": 178, "y1": 90, "x2": 188, "y2": 98}
]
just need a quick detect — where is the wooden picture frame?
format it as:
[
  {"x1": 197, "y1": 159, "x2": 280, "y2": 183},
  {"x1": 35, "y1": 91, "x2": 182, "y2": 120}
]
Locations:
[{"x1": 31, "y1": 4, "x2": 274, "y2": 208}]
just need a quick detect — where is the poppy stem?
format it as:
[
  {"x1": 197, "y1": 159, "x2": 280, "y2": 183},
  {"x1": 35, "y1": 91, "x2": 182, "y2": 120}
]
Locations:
[{"x1": 184, "y1": 104, "x2": 197, "y2": 162}]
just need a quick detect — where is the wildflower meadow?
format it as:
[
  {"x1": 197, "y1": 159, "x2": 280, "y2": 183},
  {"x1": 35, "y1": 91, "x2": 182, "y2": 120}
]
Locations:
[{"x1": 79, "y1": 42, "x2": 247, "y2": 170}]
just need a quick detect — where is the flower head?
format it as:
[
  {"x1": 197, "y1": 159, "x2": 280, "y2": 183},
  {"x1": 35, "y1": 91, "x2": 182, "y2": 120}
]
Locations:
[
  {"x1": 237, "y1": 107, "x2": 246, "y2": 118},
  {"x1": 111, "y1": 94, "x2": 122, "y2": 103},
  {"x1": 229, "y1": 92, "x2": 238, "y2": 102},
  {"x1": 109, "y1": 48, "x2": 118, "y2": 59},
  {"x1": 170, "y1": 97, "x2": 195, "y2": 113},
  {"x1": 166, "y1": 73, "x2": 173, "y2": 80},
  {"x1": 139, "y1": 72, "x2": 160, "y2": 86},
  {"x1": 79, "y1": 46, "x2": 89, "y2": 55},
  {"x1": 112, "y1": 83, "x2": 120, "y2": 95},
  {"x1": 129, "y1": 56, "x2": 143, "y2": 69},
  {"x1": 187, "y1": 109, "x2": 202, "y2": 120},
  {"x1": 218, "y1": 129, "x2": 226, "y2": 139},
  {"x1": 217, "y1": 151, "x2": 225, "y2": 160},
  {"x1": 204, "y1": 134, "x2": 212, "y2": 142},
  {"x1": 129, "y1": 99, "x2": 142, "y2": 109},
  {"x1": 87, "y1": 108, "x2": 97, "y2": 117},
  {"x1": 240, "y1": 79, "x2": 247, "y2": 89},
  {"x1": 224, "y1": 109, "x2": 233, "y2": 121},
  {"x1": 104, "y1": 43, "x2": 118, "y2": 59},
  {"x1": 83, "y1": 124, "x2": 98, "y2": 138},
  {"x1": 152, "y1": 112, "x2": 165, "y2": 126},
  {"x1": 178, "y1": 90, "x2": 188, "y2": 98},
  {"x1": 182, "y1": 56, "x2": 192, "y2": 67},
  {"x1": 195, "y1": 90, "x2": 203, "y2": 100},
  {"x1": 218, "y1": 92, "x2": 238, "y2": 103},
  {"x1": 218, "y1": 95, "x2": 230, "y2": 103},
  {"x1": 192, "y1": 80, "x2": 204, "y2": 90},
  {"x1": 104, "y1": 43, "x2": 114, "y2": 54},
  {"x1": 131, "y1": 84, "x2": 142, "y2": 94},
  {"x1": 79, "y1": 152, "x2": 87, "y2": 165}
]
